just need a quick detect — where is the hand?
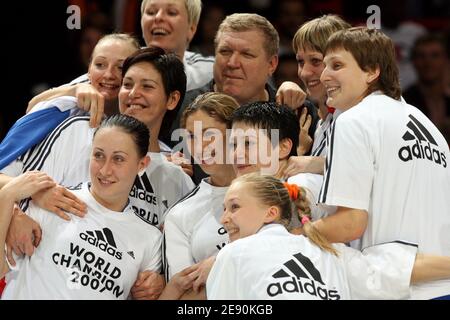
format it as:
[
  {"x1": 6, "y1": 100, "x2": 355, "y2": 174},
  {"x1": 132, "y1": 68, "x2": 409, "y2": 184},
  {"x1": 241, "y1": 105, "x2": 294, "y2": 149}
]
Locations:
[
  {"x1": 192, "y1": 256, "x2": 216, "y2": 293},
  {"x1": 166, "y1": 152, "x2": 193, "y2": 177},
  {"x1": 276, "y1": 81, "x2": 307, "y2": 110},
  {"x1": 32, "y1": 185, "x2": 87, "y2": 221},
  {"x1": 75, "y1": 83, "x2": 105, "y2": 128},
  {"x1": 282, "y1": 156, "x2": 310, "y2": 179},
  {"x1": 131, "y1": 271, "x2": 165, "y2": 300},
  {"x1": 1, "y1": 171, "x2": 56, "y2": 201},
  {"x1": 297, "y1": 107, "x2": 313, "y2": 156},
  {"x1": 5, "y1": 205, "x2": 42, "y2": 266},
  {"x1": 160, "y1": 263, "x2": 200, "y2": 300}
]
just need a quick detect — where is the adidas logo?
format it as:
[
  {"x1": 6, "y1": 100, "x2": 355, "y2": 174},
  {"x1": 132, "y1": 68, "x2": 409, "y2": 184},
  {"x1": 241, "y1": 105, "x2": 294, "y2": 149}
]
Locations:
[
  {"x1": 267, "y1": 252, "x2": 340, "y2": 300},
  {"x1": 130, "y1": 174, "x2": 157, "y2": 205},
  {"x1": 127, "y1": 251, "x2": 135, "y2": 259},
  {"x1": 79, "y1": 228, "x2": 123, "y2": 260},
  {"x1": 67, "y1": 182, "x2": 83, "y2": 191},
  {"x1": 398, "y1": 115, "x2": 447, "y2": 168}
]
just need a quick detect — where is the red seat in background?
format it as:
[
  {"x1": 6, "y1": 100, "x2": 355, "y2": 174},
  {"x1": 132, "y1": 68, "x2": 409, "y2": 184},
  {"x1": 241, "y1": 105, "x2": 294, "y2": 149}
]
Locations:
[{"x1": 0, "y1": 277, "x2": 5, "y2": 297}]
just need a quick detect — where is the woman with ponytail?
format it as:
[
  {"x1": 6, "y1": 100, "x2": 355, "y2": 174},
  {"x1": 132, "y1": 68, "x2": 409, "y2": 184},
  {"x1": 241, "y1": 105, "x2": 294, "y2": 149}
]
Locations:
[{"x1": 206, "y1": 173, "x2": 450, "y2": 300}]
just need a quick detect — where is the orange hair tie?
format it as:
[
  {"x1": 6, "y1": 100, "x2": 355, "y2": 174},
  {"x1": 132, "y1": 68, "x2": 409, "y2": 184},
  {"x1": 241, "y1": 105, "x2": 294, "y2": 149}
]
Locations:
[{"x1": 283, "y1": 182, "x2": 299, "y2": 201}]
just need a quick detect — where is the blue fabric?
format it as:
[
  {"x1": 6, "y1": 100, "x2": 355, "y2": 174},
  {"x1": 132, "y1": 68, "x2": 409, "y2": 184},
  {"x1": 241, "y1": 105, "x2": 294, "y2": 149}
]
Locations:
[
  {"x1": 0, "y1": 107, "x2": 70, "y2": 170},
  {"x1": 432, "y1": 294, "x2": 450, "y2": 300}
]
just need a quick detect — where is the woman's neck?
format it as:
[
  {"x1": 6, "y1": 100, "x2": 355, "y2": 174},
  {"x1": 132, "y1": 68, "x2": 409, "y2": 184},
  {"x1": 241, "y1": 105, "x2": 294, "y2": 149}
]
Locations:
[
  {"x1": 149, "y1": 122, "x2": 162, "y2": 153},
  {"x1": 209, "y1": 165, "x2": 236, "y2": 187},
  {"x1": 317, "y1": 100, "x2": 329, "y2": 121},
  {"x1": 90, "y1": 188, "x2": 128, "y2": 212}
]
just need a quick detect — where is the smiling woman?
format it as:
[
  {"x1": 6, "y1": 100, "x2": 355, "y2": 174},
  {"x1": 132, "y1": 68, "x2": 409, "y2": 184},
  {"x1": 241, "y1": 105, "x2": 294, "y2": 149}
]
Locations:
[
  {"x1": 316, "y1": 27, "x2": 450, "y2": 299},
  {"x1": 27, "y1": 33, "x2": 140, "y2": 117},
  {"x1": 206, "y1": 173, "x2": 450, "y2": 300},
  {"x1": 89, "y1": 116, "x2": 150, "y2": 212},
  {"x1": 0, "y1": 114, "x2": 163, "y2": 300},
  {"x1": 163, "y1": 92, "x2": 238, "y2": 292}
]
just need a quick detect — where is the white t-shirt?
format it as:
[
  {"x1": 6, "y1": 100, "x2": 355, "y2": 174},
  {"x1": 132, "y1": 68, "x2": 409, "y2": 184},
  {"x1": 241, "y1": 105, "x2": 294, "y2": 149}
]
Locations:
[
  {"x1": 163, "y1": 179, "x2": 229, "y2": 280},
  {"x1": 311, "y1": 110, "x2": 342, "y2": 157},
  {"x1": 288, "y1": 173, "x2": 335, "y2": 220},
  {"x1": 183, "y1": 51, "x2": 214, "y2": 91},
  {"x1": 131, "y1": 152, "x2": 195, "y2": 227},
  {"x1": 206, "y1": 224, "x2": 417, "y2": 300},
  {"x1": 1, "y1": 114, "x2": 195, "y2": 228},
  {"x1": 318, "y1": 92, "x2": 450, "y2": 299},
  {"x1": 2, "y1": 183, "x2": 161, "y2": 300},
  {"x1": 69, "y1": 51, "x2": 214, "y2": 92}
]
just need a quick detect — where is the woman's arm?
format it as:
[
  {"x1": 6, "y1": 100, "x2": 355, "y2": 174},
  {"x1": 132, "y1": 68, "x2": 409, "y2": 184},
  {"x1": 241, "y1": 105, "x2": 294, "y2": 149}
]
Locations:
[
  {"x1": 411, "y1": 254, "x2": 450, "y2": 284},
  {"x1": 27, "y1": 83, "x2": 104, "y2": 128},
  {"x1": 283, "y1": 156, "x2": 325, "y2": 178},
  {"x1": 0, "y1": 172, "x2": 55, "y2": 278},
  {"x1": 0, "y1": 190, "x2": 16, "y2": 278},
  {"x1": 313, "y1": 206, "x2": 368, "y2": 243},
  {"x1": 27, "y1": 85, "x2": 78, "y2": 113},
  {"x1": 0, "y1": 174, "x2": 13, "y2": 190}
]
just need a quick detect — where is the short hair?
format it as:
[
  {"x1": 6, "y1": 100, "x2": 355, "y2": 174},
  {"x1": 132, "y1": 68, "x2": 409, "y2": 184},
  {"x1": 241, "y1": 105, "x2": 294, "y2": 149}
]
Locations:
[
  {"x1": 95, "y1": 114, "x2": 150, "y2": 158},
  {"x1": 141, "y1": 0, "x2": 202, "y2": 26},
  {"x1": 325, "y1": 27, "x2": 401, "y2": 101},
  {"x1": 215, "y1": 13, "x2": 279, "y2": 58},
  {"x1": 180, "y1": 92, "x2": 240, "y2": 129},
  {"x1": 122, "y1": 47, "x2": 186, "y2": 141},
  {"x1": 292, "y1": 14, "x2": 351, "y2": 54},
  {"x1": 122, "y1": 46, "x2": 187, "y2": 111},
  {"x1": 411, "y1": 33, "x2": 448, "y2": 59},
  {"x1": 231, "y1": 101, "x2": 299, "y2": 157}
]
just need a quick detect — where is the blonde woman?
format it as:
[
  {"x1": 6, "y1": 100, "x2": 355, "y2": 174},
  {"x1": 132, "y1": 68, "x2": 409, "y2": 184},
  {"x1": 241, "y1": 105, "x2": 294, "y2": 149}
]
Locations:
[{"x1": 207, "y1": 173, "x2": 450, "y2": 300}]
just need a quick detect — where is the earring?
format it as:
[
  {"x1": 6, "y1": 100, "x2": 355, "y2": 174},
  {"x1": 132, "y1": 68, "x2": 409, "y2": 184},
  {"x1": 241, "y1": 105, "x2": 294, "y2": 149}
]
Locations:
[{"x1": 138, "y1": 168, "x2": 146, "y2": 177}]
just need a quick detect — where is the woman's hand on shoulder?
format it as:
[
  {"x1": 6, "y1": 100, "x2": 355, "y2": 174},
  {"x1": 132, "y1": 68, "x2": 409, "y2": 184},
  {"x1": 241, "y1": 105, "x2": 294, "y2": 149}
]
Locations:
[{"x1": 1, "y1": 171, "x2": 56, "y2": 202}]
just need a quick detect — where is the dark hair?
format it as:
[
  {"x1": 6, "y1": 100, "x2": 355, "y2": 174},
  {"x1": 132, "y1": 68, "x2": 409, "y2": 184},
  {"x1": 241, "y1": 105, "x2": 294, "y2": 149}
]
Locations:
[
  {"x1": 94, "y1": 114, "x2": 150, "y2": 158},
  {"x1": 231, "y1": 101, "x2": 299, "y2": 157},
  {"x1": 122, "y1": 46, "x2": 187, "y2": 140},
  {"x1": 325, "y1": 27, "x2": 401, "y2": 100}
]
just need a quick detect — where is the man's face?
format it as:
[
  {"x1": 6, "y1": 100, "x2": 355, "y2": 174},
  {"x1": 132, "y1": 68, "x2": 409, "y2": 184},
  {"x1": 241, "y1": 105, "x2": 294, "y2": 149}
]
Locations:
[{"x1": 213, "y1": 30, "x2": 278, "y2": 104}]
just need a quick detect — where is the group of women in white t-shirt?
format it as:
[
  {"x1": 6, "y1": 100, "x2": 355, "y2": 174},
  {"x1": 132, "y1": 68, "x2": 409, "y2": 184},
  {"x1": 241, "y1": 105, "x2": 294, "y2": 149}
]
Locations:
[{"x1": 1, "y1": 1, "x2": 450, "y2": 300}]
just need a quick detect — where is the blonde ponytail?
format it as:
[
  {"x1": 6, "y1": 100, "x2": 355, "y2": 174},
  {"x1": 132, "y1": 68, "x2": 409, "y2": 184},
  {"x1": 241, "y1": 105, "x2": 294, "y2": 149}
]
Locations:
[
  {"x1": 287, "y1": 183, "x2": 339, "y2": 256},
  {"x1": 233, "y1": 173, "x2": 338, "y2": 256}
]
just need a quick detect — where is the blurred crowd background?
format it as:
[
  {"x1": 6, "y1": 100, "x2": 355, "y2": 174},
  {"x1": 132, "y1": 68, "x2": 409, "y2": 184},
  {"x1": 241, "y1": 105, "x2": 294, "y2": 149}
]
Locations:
[{"x1": 1, "y1": 0, "x2": 449, "y2": 142}]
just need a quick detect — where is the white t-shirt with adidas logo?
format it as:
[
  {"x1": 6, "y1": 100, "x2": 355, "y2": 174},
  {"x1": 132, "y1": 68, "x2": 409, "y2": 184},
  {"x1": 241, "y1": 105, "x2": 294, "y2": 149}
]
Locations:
[
  {"x1": 207, "y1": 224, "x2": 417, "y2": 300},
  {"x1": 131, "y1": 152, "x2": 195, "y2": 227},
  {"x1": 163, "y1": 179, "x2": 229, "y2": 280},
  {"x1": 2, "y1": 183, "x2": 162, "y2": 300},
  {"x1": 1, "y1": 112, "x2": 195, "y2": 229},
  {"x1": 318, "y1": 92, "x2": 450, "y2": 299}
]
